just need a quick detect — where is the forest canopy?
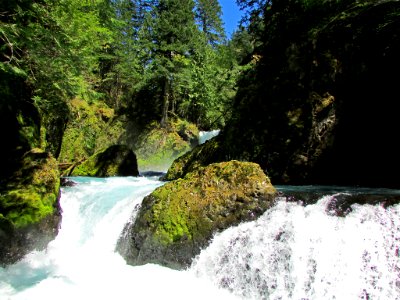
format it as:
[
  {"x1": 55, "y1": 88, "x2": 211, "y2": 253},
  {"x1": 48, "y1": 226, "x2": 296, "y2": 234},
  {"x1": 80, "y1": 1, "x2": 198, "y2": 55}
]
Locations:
[{"x1": 1, "y1": 0, "x2": 254, "y2": 137}]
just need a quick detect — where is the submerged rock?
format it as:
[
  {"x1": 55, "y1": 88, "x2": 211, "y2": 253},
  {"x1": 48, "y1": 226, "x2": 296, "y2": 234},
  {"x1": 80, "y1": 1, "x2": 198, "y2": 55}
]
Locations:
[
  {"x1": 0, "y1": 149, "x2": 61, "y2": 266},
  {"x1": 67, "y1": 144, "x2": 139, "y2": 177},
  {"x1": 60, "y1": 177, "x2": 77, "y2": 187},
  {"x1": 117, "y1": 160, "x2": 277, "y2": 269}
]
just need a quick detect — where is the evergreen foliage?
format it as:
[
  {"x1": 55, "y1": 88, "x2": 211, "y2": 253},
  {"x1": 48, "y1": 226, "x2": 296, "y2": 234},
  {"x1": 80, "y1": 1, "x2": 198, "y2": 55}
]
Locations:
[
  {"x1": 195, "y1": 0, "x2": 225, "y2": 45},
  {"x1": 0, "y1": 0, "x2": 245, "y2": 164},
  {"x1": 110, "y1": 0, "x2": 241, "y2": 129}
]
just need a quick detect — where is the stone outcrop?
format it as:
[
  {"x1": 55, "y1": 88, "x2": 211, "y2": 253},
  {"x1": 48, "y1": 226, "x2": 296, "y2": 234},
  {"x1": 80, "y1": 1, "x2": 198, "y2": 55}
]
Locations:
[
  {"x1": 58, "y1": 98, "x2": 124, "y2": 165},
  {"x1": 0, "y1": 65, "x2": 62, "y2": 266},
  {"x1": 66, "y1": 145, "x2": 139, "y2": 177},
  {"x1": 0, "y1": 149, "x2": 61, "y2": 266},
  {"x1": 117, "y1": 160, "x2": 276, "y2": 269},
  {"x1": 130, "y1": 119, "x2": 199, "y2": 172}
]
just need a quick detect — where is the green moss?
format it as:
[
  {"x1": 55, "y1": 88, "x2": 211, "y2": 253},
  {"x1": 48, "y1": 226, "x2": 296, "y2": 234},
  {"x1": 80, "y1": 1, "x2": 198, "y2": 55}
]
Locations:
[
  {"x1": 2, "y1": 189, "x2": 54, "y2": 227},
  {"x1": 69, "y1": 145, "x2": 138, "y2": 177},
  {"x1": 70, "y1": 158, "x2": 99, "y2": 176},
  {"x1": 58, "y1": 98, "x2": 124, "y2": 164},
  {"x1": 142, "y1": 161, "x2": 276, "y2": 246},
  {"x1": 164, "y1": 137, "x2": 223, "y2": 180},
  {"x1": 134, "y1": 119, "x2": 199, "y2": 172},
  {"x1": 148, "y1": 182, "x2": 198, "y2": 245},
  {"x1": 0, "y1": 149, "x2": 60, "y2": 228}
]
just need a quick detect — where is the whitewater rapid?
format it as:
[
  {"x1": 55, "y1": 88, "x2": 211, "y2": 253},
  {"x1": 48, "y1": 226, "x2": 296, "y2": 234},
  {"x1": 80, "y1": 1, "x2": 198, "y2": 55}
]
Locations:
[
  {"x1": 192, "y1": 193, "x2": 400, "y2": 299},
  {"x1": 198, "y1": 130, "x2": 220, "y2": 144},
  {"x1": 0, "y1": 176, "x2": 236, "y2": 300},
  {"x1": 1, "y1": 177, "x2": 399, "y2": 299}
]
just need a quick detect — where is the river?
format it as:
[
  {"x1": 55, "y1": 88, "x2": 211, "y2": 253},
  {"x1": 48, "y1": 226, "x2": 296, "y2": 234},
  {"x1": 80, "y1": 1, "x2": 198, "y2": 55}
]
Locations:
[{"x1": 1, "y1": 176, "x2": 399, "y2": 299}]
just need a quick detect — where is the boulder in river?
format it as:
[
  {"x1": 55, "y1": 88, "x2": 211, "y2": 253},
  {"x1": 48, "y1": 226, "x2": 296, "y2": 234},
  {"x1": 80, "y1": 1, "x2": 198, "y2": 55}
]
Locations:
[
  {"x1": 67, "y1": 144, "x2": 139, "y2": 177},
  {"x1": 117, "y1": 160, "x2": 277, "y2": 269}
]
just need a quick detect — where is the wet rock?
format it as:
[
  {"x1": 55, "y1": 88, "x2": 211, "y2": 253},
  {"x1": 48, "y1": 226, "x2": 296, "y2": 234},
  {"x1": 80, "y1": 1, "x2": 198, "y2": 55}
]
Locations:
[
  {"x1": 117, "y1": 160, "x2": 277, "y2": 269},
  {"x1": 60, "y1": 177, "x2": 77, "y2": 187}
]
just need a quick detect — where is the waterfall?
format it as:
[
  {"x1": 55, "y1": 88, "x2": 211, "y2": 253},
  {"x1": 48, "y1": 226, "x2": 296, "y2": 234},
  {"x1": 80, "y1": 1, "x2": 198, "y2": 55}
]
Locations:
[
  {"x1": 198, "y1": 130, "x2": 220, "y2": 145},
  {"x1": 190, "y1": 193, "x2": 400, "y2": 299},
  {"x1": 1, "y1": 178, "x2": 399, "y2": 299},
  {"x1": 0, "y1": 177, "x2": 236, "y2": 300}
]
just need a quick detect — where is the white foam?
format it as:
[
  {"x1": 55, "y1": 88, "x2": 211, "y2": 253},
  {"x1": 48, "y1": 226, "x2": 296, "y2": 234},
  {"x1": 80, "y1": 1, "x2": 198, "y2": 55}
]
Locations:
[
  {"x1": 190, "y1": 196, "x2": 400, "y2": 299},
  {"x1": 0, "y1": 177, "x2": 237, "y2": 300}
]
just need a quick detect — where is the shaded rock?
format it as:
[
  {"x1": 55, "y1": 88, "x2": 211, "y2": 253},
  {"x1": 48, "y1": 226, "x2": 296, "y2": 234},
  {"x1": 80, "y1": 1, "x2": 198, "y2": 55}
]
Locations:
[
  {"x1": 67, "y1": 145, "x2": 139, "y2": 177},
  {"x1": 0, "y1": 206, "x2": 61, "y2": 266},
  {"x1": 0, "y1": 64, "x2": 41, "y2": 180},
  {"x1": 280, "y1": 187, "x2": 400, "y2": 217},
  {"x1": 117, "y1": 160, "x2": 276, "y2": 269},
  {"x1": 60, "y1": 177, "x2": 77, "y2": 187},
  {"x1": 131, "y1": 119, "x2": 199, "y2": 172},
  {"x1": 163, "y1": 136, "x2": 226, "y2": 181},
  {"x1": 0, "y1": 149, "x2": 61, "y2": 266},
  {"x1": 58, "y1": 98, "x2": 123, "y2": 164}
]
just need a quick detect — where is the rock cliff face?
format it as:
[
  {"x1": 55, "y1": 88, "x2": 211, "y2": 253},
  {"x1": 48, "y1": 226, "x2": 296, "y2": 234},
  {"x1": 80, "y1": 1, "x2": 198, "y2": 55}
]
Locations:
[
  {"x1": 168, "y1": 0, "x2": 400, "y2": 188},
  {"x1": 67, "y1": 145, "x2": 139, "y2": 177},
  {"x1": 58, "y1": 98, "x2": 123, "y2": 165},
  {"x1": 0, "y1": 65, "x2": 62, "y2": 266},
  {"x1": 164, "y1": 137, "x2": 224, "y2": 180},
  {"x1": 58, "y1": 101, "x2": 199, "y2": 173},
  {"x1": 0, "y1": 150, "x2": 61, "y2": 266},
  {"x1": 117, "y1": 161, "x2": 276, "y2": 269},
  {"x1": 130, "y1": 119, "x2": 199, "y2": 172}
]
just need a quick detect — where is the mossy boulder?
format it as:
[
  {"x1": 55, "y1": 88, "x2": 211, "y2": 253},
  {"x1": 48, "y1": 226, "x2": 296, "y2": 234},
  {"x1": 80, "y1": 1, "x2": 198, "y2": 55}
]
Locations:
[
  {"x1": 132, "y1": 119, "x2": 199, "y2": 172},
  {"x1": 117, "y1": 160, "x2": 276, "y2": 269},
  {"x1": 0, "y1": 149, "x2": 61, "y2": 266},
  {"x1": 67, "y1": 145, "x2": 139, "y2": 177}
]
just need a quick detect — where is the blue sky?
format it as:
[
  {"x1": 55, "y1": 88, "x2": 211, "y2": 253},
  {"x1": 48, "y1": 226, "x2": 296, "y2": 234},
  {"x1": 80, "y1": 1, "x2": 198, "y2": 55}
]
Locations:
[{"x1": 219, "y1": 0, "x2": 244, "y2": 37}]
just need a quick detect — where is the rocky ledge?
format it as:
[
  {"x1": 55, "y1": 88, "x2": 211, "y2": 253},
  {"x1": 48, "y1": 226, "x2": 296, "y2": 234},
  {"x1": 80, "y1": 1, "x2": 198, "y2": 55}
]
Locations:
[{"x1": 66, "y1": 144, "x2": 139, "y2": 177}]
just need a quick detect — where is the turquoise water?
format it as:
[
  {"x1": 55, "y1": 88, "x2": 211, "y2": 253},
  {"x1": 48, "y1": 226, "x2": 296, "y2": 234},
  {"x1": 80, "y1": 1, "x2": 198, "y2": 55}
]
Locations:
[
  {"x1": 1, "y1": 178, "x2": 400, "y2": 299},
  {"x1": 0, "y1": 176, "x2": 236, "y2": 300}
]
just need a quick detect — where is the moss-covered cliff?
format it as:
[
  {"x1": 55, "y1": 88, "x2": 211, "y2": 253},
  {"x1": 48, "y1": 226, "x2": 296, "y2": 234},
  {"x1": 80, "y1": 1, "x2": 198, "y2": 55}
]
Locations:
[
  {"x1": 0, "y1": 64, "x2": 41, "y2": 178},
  {"x1": 58, "y1": 98, "x2": 124, "y2": 165},
  {"x1": 164, "y1": 136, "x2": 224, "y2": 180},
  {"x1": 66, "y1": 145, "x2": 139, "y2": 177},
  {"x1": 58, "y1": 98, "x2": 199, "y2": 173},
  {"x1": 0, "y1": 64, "x2": 61, "y2": 266},
  {"x1": 0, "y1": 149, "x2": 61, "y2": 266}
]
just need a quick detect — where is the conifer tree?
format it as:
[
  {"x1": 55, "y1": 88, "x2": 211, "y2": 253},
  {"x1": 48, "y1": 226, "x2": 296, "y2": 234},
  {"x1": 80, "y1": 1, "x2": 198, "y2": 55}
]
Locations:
[
  {"x1": 195, "y1": 0, "x2": 225, "y2": 45},
  {"x1": 100, "y1": 0, "x2": 154, "y2": 108},
  {"x1": 151, "y1": 0, "x2": 197, "y2": 126}
]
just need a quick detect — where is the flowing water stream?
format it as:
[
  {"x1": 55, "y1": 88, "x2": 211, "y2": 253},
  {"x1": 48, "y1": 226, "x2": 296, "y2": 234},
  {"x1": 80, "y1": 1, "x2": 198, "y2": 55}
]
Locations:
[
  {"x1": 1, "y1": 177, "x2": 399, "y2": 299},
  {"x1": 198, "y1": 130, "x2": 220, "y2": 144}
]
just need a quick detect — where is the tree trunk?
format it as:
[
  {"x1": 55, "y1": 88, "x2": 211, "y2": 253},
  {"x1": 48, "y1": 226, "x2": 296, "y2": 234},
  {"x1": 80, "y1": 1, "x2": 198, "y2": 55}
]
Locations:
[{"x1": 160, "y1": 77, "x2": 170, "y2": 128}]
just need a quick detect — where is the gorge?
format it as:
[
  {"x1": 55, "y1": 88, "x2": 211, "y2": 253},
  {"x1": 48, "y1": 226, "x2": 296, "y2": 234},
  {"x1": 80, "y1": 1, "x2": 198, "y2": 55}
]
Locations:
[{"x1": 1, "y1": 1, "x2": 400, "y2": 299}]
